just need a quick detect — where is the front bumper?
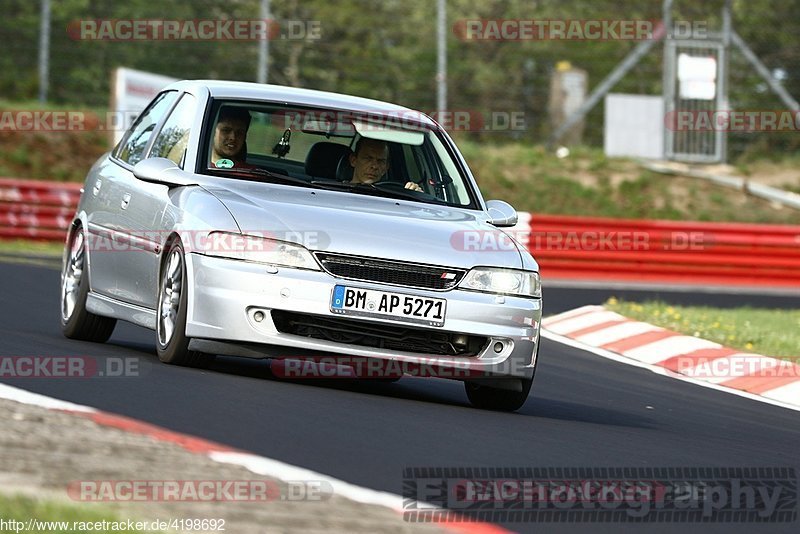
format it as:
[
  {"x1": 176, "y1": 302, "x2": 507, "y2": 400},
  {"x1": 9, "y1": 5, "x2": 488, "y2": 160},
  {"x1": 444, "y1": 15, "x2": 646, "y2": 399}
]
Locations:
[{"x1": 185, "y1": 253, "x2": 542, "y2": 379}]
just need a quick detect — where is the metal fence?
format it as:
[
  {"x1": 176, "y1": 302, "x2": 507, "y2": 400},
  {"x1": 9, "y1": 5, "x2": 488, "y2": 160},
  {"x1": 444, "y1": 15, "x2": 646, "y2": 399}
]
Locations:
[{"x1": 1, "y1": 0, "x2": 799, "y2": 161}]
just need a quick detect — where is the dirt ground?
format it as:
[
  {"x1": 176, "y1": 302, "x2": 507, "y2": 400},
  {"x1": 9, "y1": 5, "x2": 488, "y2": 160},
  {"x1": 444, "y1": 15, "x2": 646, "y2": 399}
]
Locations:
[{"x1": 0, "y1": 396, "x2": 448, "y2": 533}]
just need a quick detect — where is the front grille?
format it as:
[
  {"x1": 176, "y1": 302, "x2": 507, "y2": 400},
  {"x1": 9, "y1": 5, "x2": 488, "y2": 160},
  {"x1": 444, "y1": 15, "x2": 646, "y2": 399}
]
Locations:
[
  {"x1": 315, "y1": 253, "x2": 465, "y2": 291},
  {"x1": 272, "y1": 311, "x2": 487, "y2": 356}
]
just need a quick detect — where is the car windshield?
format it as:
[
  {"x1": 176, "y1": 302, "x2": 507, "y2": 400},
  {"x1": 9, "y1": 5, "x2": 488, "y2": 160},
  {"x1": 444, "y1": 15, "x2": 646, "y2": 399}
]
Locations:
[{"x1": 200, "y1": 100, "x2": 478, "y2": 208}]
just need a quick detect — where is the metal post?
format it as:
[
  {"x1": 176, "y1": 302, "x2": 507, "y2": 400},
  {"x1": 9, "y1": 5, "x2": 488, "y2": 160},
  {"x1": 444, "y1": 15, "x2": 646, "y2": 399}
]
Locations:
[
  {"x1": 719, "y1": 0, "x2": 732, "y2": 163},
  {"x1": 731, "y1": 31, "x2": 799, "y2": 112},
  {"x1": 257, "y1": 0, "x2": 270, "y2": 84},
  {"x1": 661, "y1": 0, "x2": 674, "y2": 159},
  {"x1": 38, "y1": 0, "x2": 50, "y2": 103},
  {"x1": 437, "y1": 0, "x2": 447, "y2": 115}
]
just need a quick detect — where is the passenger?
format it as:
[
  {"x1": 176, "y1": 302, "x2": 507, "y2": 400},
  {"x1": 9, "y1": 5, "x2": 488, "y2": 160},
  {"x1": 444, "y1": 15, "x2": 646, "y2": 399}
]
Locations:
[{"x1": 210, "y1": 107, "x2": 257, "y2": 169}]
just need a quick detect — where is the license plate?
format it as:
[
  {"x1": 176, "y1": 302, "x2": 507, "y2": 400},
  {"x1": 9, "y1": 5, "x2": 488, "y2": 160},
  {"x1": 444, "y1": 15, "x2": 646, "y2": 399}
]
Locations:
[{"x1": 330, "y1": 285, "x2": 446, "y2": 327}]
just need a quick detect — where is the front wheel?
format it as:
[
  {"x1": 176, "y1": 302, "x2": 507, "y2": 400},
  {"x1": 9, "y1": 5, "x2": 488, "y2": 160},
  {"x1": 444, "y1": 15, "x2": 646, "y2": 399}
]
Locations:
[
  {"x1": 156, "y1": 240, "x2": 212, "y2": 367},
  {"x1": 465, "y1": 376, "x2": 533, "y2": 412},
  {"x1": 60, "y1": 225, "x2": 116, "y2": 342}
]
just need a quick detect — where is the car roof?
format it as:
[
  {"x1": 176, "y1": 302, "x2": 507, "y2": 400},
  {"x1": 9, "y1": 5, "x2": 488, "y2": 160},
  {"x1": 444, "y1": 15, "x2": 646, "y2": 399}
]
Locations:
[{"x1": 166, "y1": 79, "x2": 437, "y2": 127}]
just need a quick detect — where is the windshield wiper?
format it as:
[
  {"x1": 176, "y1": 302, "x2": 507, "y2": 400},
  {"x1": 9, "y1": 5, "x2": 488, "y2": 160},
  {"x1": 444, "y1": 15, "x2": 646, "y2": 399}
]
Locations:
[
  {"x1": 209, "y1": 167, "x2": 317, "y2": 188},
  {"x1": 310, "y1": 180, "x2": 446, "y2": 204}
]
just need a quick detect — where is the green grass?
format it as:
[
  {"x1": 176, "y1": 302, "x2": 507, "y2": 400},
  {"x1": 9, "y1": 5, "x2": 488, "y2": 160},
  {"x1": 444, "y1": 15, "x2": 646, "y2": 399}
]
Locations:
[
  {"x1": 604, "y1": 298, "x2": 800, "y2": 362},
  {"x1": 2, "y1": 96, "x2": 800, "y2": 221},
  {"x1": 0, "y1": 493, "x2": 161, "y2": 533},
  {"x1": 0, "y1": 239, "x2": 64, "y2": 256},
  {"x1": 0, "y1": 99, "x2": 110, "y2": 183},
  {"x1": 455, "y1": 138, "x2": 800, "y2": 224},
  {"x1": 0, "y1": 239, "x2": 63, "y2": 268}
]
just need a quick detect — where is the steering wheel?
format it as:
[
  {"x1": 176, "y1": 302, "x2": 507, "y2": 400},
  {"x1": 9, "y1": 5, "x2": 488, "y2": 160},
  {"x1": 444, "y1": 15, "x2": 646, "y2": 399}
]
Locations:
[{"x1": 373, "y1": 181, "x2": 422, "y2": 192}]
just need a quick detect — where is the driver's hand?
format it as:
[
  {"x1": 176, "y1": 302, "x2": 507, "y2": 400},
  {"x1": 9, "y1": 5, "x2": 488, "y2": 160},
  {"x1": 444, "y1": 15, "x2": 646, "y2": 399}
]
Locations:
[{"x1": 404, "y1": 181, "x2": 423, "y2": 192}]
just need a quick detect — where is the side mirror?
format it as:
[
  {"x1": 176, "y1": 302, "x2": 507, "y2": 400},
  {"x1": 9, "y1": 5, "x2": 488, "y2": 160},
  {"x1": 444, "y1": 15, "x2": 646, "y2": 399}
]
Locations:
[
  {"x1": 485, "y1": 199, "x2": 518, "y2": 227},
  {"x1": 132, "y1": 157, "x2": 198, "y2": 188}
]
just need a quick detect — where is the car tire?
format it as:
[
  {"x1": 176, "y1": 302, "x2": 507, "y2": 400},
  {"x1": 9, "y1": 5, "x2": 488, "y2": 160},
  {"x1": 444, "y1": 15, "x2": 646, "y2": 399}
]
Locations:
[
  {"x1": 60, "y1": 224, "x2": 117, "y2": 342},
  {"x1": 156, "y1": 240, "x2": 213, "y2": 367},
  {"x1": 464, "y1": 375, "x2": 534, "y2": 412},
  {"x1": 465, "y1": 343, "x2": 539, "y2": 412}
]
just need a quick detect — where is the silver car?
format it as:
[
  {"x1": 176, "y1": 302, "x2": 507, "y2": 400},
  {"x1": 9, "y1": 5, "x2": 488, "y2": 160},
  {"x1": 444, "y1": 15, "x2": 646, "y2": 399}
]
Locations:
[{"x1": 60, "y1": 80, "x2": 542, "y2": 411}]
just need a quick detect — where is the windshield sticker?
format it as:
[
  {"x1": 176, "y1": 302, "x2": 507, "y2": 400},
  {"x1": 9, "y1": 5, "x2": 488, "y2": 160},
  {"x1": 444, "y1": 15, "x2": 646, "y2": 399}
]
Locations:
[{"x1": 214, "y1": 159, "x2": 234, "y2": 169}]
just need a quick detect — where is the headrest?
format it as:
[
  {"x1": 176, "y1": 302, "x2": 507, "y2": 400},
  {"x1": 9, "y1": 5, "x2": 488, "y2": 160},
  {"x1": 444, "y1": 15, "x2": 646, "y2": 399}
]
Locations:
[
  {"x1": 335, "y1": 152, "x2": 354, "y2": 182},
  {"x1": 304, "y1": 142, "x2": 352, "y2": 180}
]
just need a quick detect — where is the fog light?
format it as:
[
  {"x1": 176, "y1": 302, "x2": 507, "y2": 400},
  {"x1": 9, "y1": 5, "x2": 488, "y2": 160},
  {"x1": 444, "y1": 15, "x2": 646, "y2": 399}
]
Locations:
[
  {"x1": 493, "y1": 342, "x2": 504, "y2": 353},
  {"x1": 253, "y1": 311, "x2": 265, "y2": 323}
]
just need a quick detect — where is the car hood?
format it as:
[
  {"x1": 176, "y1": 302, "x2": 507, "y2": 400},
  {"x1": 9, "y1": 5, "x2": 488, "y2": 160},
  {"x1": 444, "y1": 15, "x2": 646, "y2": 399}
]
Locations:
[{"x1": 200, "y1": 182, "x2": 528, "y2": 270}]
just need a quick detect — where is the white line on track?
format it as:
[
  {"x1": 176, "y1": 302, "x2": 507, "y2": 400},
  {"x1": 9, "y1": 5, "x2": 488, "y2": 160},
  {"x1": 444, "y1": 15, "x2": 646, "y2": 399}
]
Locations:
[{"x1": 541, "y1": 329, "x2": 800, "y2": 414}]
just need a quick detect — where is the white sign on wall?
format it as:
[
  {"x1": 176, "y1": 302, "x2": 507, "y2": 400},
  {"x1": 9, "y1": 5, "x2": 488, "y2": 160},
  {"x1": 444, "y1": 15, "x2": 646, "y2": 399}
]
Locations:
[
  {"x1": 109, "y1": 67, "x2": 178, "y2": 144},
  {"x1": 604, "y1": 94, "x2": 664, "y2": 160},
  {"x1": 677, "y1": 54, "x2": 717, "y2": 101}
]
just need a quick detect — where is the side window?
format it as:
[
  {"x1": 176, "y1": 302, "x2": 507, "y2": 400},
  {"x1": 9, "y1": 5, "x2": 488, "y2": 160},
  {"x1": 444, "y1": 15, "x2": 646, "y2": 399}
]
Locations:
[
  {"x1": 428, "y1": 135, "x2": 471, "y2": 205},
  {"x1": 115, "y1": 91, "x2": 178, "y2": 166},
  {"x1": 149, "y1": 93, "x2": 196, "y2": 167}
]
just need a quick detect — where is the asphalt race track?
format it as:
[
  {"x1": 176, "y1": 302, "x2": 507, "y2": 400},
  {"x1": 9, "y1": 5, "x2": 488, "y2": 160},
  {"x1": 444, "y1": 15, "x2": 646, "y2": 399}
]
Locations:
[{"x1": 2, "y1": 261, "x2": 799, "y2": 534}]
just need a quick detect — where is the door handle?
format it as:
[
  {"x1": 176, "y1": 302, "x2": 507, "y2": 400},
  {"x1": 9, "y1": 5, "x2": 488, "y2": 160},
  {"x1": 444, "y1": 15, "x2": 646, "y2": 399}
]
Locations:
[{"x1": 121, "y1": 192, "x2": 131, "y2": 210}]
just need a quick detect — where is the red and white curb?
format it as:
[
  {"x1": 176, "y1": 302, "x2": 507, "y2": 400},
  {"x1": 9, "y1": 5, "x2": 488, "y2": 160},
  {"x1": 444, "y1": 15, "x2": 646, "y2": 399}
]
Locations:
[
  {"x1": 0, "y1": 382, "x2": 506, "y2": 534},
  {"x1": 542, "y1": 305, "x2": 800, "y2": 411}
]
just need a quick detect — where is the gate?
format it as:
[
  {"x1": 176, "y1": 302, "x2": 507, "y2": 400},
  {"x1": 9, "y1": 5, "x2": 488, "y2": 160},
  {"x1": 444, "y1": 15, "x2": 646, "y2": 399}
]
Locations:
[{"x1": 664, "y1": 39, "x2": 727, "y2": 163}]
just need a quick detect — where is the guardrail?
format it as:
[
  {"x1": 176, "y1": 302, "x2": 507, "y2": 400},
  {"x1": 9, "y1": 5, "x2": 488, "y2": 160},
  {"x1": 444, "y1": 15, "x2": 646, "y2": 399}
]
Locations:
[
  {"x1": 2, "y1": 178, "x2": 799, "y2": 288},
  {"x1": 525, "y1": 214, "x2": 800, "y2": 288},
  {"x1": 0, "y1": 178, "x2": 81, "y2": 241}
]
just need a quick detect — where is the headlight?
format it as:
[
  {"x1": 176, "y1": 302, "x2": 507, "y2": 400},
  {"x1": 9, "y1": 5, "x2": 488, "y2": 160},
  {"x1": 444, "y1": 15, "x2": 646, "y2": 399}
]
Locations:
[
  {"x1": 204, "y1": 232, "x2": 320, "y2": 270},
  {"x1": 460, "y1": 267, "x2": 541, "y2": 298}
]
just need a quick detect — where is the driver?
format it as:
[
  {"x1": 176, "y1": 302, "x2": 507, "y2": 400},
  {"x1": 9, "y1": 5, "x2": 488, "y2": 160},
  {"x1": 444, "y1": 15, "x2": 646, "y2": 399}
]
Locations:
[
  {"x1": 210, "y1": 107, "x2": 257, "y2": 169},
  {"x1": 349, "y1": 138, "x2": 423, "y2": 191}
]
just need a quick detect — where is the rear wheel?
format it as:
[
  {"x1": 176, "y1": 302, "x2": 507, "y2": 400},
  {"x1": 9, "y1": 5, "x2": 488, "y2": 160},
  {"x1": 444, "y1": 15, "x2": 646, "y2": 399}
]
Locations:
[
  {"x1": 156, "y1": 240, "x2": 212, "y2": 367},
  {"x1": 60, "y1": 225, "x2": 116, "y2": 342}
]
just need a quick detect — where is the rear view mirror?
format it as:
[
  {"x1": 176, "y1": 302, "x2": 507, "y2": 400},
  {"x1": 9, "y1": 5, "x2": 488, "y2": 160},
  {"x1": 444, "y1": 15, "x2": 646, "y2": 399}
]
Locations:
[
  {"x1": 485, "y1": 200, "x2": 518, "y2": 227},
  {"x1": 133, "y1": 158, "x2": 198, "y2": 188}
]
